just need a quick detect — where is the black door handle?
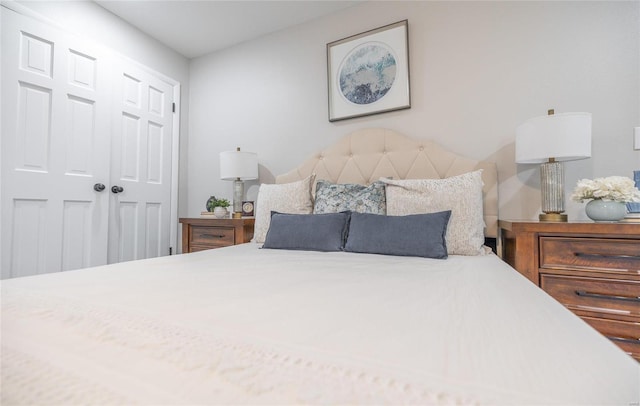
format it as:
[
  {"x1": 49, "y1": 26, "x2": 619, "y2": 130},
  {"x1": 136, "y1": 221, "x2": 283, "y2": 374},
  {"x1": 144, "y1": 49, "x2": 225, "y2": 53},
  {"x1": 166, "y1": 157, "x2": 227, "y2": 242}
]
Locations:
[
  {"x1": 111, "y1": 185, "x2": 124, "y2": 194},
  {"x1": 94, "y1": 183, "x2": 106, "y2": 192}
]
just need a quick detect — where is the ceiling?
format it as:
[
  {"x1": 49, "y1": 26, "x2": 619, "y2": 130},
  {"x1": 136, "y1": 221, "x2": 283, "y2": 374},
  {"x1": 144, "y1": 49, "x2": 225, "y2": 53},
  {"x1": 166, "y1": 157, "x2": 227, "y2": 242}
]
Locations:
[{"x1": 95, "y1": 0, "x2": 360, "y2": 59}]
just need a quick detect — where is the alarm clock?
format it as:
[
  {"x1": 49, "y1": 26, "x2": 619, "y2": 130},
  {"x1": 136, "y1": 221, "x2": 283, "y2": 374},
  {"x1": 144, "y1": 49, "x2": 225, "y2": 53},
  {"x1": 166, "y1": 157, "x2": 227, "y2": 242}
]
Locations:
[{"x1": 241, "y1": 201, "x2": 254, "y2": 217}]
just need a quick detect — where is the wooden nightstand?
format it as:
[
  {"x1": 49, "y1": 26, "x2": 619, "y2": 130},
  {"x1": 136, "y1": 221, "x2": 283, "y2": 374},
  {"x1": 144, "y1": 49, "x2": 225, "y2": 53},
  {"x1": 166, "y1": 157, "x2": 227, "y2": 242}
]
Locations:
[
  {"x1": 179, "y1": 217, "x2": 254, "y2": 253},
  {"x1": 499, "y1": 220, "x2": 640, "y2": 361}
]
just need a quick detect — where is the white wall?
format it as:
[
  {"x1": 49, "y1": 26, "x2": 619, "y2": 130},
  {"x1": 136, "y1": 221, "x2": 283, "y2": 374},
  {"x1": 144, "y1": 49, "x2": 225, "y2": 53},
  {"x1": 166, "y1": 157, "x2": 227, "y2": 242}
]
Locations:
[
  {"x1": 10, "y1": 0, "x2": 191, "y2": 219},
  {"x1": 188, "y1": 1, "x2": 639, "y2": 221}
]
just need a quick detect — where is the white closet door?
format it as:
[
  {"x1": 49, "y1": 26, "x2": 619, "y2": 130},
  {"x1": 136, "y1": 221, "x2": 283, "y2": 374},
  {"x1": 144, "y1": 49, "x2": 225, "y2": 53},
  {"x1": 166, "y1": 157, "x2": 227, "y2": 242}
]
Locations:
[
  {"x1": 108, "y1": 61, "x2": 173, "y2": 263},
  {"x1": 1, "y1": 8, "x2": 178, "y2": 278},
  {"x1": 1, "y1": 8, "x2": 112, "y2": 278}
]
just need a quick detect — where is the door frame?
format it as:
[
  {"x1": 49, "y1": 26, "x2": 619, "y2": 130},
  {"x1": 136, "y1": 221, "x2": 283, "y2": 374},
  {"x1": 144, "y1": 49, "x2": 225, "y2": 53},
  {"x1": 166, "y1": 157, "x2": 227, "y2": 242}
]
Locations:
[{"x1": 1, "y1": 1, "x2": 182, "y2": 259}]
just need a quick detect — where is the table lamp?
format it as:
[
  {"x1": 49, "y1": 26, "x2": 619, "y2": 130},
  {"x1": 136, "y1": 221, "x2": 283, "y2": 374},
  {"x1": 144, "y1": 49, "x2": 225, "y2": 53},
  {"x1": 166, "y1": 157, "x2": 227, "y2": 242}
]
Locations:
[
  {"x1": 220, "y1": 147, "x2": 258, "y2": 218},
  {"x1": 516, "y1": 110, "x2": 592, "y2": 222}
]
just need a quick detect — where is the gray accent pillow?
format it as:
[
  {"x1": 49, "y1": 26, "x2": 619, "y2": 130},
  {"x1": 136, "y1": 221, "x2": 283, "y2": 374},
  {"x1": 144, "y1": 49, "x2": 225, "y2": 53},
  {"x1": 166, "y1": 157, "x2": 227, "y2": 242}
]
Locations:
[
  {"x1": 262, "y1": 211, "x2": 351, "y2": 252},
  {"x1": 345, "y1": 211, "x2": 451, "y2": 259},
  {"x1": 381, "y1": 171, "x2": 485, "y2": 255},
  {"x1": 314, "y1": 180, "x2": 386, "y2": 215}
]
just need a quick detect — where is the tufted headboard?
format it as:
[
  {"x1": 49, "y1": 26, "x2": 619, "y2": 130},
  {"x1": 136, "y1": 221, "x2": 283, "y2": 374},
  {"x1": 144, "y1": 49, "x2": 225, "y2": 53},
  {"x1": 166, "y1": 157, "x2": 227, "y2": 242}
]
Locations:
[{"x1": 276, "y1": 128, "x2": 499, "y2": 238}]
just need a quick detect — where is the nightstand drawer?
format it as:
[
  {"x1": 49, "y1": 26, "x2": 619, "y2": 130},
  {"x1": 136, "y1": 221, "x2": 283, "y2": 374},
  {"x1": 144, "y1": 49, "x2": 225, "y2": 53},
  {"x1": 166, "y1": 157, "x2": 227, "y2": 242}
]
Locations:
[
  {"x1": 180, "y1": 218, "x2": 254, "y2": 253},
  {"x1": 190, "y1": 226, "x2": 235, "y2": 247},
  {"x1": 539, "y1": 236, "x2": 640, "y2": 273},
  {"x1": 581, "y1": 316, "x2": 640, "y2": 361},
  {"x1": 541, "y1": 274, "x2": 640, "y2": 317}
]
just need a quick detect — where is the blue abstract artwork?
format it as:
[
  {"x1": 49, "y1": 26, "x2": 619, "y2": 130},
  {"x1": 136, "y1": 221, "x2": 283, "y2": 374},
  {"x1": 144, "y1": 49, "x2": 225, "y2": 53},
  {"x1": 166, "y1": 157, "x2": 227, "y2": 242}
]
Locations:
[
  {"x1": 339, "y1": 43, "x2": 397, "y2": 105},
  {"x1": 327, "y1": 20, "x2": 409, "y2": 121}
]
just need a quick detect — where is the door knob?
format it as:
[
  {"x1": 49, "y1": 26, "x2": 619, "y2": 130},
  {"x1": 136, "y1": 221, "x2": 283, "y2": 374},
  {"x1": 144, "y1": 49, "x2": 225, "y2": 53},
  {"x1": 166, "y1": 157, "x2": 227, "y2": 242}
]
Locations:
[
  {"x1": 111, "y1": 185, "x2": 124, "y2": 194},
  {"x1": 93, "y1": 183, "x2": 106, "y2": 192}
]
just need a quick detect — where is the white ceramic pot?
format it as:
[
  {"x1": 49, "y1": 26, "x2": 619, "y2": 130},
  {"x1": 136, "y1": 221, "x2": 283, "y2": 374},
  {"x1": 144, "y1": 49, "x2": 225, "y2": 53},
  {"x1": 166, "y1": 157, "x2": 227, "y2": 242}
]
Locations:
[
  {"x1": 585, "y1": 199, "x2": 627, "y2": 222},
  {"x1": 213, "y1": 207, "x2": 228, "y2": 219}
]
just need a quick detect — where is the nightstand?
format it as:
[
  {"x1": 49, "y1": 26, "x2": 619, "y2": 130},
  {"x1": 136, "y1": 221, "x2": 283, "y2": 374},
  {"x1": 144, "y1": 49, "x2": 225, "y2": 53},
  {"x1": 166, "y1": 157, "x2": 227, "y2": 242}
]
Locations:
[
  {"x1": 499, "y1": 220, "x2": 640, "y2": 361},
  {"x1": 179, "y1": 217, "x2": 254, "y2": 253}
]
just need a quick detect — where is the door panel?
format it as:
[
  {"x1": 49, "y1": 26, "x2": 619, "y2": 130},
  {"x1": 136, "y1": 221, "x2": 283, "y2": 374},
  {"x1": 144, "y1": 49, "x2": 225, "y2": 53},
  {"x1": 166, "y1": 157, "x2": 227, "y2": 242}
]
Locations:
[
  {"x1": 147, "y1": 122, "x2": 164, "y2": 183},
  {"x1": 10, "y1": 199, "x2": 47, "y2": 274},
  {"x1": 145, "y1": 203, "x2": 162, "y2": 258},
  {"x1": 61, "y1": 200, "x2": 93, "y2": 270},
  {"x1": 65, "y1": 95, "x2": 97, "y2": 175},
  {"x1": 2, "y1": 9, "x2": 111, "y2": 278},
  {"x1": 16, "y1": 82, "x2": 52, "y2": 172},
  {"x1": 109, "y1": 62, "x2": 173, "y2": 264},
  {"x1": 116, "y1": 201, "x2": 138, "y2": 262},
  {"x1": 120, "y1": 112, "x2": 141, "y2": 181},
  {"x1": 19, "y1": 31, "x2": 53, "y2": 77},
  {"x1": 67, "y1": 49, "x2": 97, "y2": 90}
]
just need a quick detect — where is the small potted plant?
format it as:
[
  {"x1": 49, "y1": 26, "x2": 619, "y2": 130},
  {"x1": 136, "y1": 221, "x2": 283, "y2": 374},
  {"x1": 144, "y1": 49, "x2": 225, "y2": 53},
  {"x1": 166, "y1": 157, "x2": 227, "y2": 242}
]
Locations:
[{"x1": 206, "y1": 196, "x2": 231, "y2": 218}]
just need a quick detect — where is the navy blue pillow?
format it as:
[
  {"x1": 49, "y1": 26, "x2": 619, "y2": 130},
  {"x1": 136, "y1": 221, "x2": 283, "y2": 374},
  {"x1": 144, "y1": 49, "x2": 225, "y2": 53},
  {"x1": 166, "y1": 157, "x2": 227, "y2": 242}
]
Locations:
[
  {"x1": 344, "y1": 211, "x2": 451, "y2": 259},
  {"x1": 262, "y1": 211, "x2": 351, "y2": 252}
]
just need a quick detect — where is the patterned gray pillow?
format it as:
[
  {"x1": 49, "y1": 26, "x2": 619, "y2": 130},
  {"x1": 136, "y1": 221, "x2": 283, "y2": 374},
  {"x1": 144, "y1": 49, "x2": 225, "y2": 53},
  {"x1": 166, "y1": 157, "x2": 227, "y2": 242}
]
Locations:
[{"x1": 313, "y1": 180, "x2": 386, "y2": 215}]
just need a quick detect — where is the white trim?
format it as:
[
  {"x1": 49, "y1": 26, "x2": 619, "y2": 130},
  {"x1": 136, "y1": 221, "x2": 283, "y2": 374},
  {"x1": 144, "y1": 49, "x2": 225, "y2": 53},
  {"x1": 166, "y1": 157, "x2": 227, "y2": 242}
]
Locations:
[
  {"x1": 2, "y1": 1, "x2": 62, "y2": 29},
  {"x1": 170, "y1": 85, "x2": 181, "y2": 254}
]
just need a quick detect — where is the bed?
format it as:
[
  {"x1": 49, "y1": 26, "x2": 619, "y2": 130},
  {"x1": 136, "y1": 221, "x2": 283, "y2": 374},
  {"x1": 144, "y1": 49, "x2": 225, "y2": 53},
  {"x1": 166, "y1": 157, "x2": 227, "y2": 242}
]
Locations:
[{"x1": 2, "y1": 128, "x2": 638, "y2": 405}]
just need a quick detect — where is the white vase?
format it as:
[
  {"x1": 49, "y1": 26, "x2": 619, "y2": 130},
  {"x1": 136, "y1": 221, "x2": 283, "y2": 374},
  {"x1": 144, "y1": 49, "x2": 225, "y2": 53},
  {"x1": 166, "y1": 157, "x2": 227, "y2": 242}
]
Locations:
[
  {"x1": 585, "y1": 199, "x2": 627, "y2": 222},
  {"x1": 213, "y1": 207, "x2": 228, "y2": 219}
]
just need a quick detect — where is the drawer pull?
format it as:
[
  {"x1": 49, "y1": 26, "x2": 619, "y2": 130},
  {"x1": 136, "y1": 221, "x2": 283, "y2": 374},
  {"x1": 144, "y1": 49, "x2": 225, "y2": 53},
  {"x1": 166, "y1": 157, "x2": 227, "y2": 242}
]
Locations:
[
  {"x1": 575, "y1": 290, "x2": 640, "y2": 303},
  {"x1": 606, "y1": 336, "x2": 640, "y2": 345},
  {"x1": 575, "y1": 252, "x2": 640, "y2": 260},
  {"x1": 202, "y1": 233, "x2": 226, "y2": 239}
]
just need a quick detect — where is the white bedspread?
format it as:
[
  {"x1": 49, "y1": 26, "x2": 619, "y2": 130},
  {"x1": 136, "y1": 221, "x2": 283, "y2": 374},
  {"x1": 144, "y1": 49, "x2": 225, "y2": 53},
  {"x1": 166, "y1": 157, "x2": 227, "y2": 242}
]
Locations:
[{"x1": 2, "y1": 244, "x2": 638, "y2": 405}]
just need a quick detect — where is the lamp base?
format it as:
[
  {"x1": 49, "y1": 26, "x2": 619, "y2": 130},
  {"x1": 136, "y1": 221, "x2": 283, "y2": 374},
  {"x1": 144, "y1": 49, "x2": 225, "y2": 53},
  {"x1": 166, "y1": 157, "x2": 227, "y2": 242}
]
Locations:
[
  {"x1": 233, "y1": 178, "x2": 244, "y2": 214},
  {"x1": 539, "y1": 213, "x2": 568, "y2": 222},
  {"x1": 620, "y1": 212, "x2": 640, "y2": 223}
]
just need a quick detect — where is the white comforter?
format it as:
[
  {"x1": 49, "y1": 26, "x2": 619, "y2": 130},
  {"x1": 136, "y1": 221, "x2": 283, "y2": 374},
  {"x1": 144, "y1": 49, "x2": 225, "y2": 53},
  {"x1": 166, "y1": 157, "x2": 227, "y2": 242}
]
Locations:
[{"x1": 2, "y1": 244, "x2": 638, "y2": 405}]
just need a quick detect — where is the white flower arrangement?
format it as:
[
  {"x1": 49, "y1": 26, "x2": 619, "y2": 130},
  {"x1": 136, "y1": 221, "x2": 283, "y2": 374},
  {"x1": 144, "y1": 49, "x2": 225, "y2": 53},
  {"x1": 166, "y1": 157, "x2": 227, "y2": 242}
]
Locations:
[{"x1": 571, "y1": 176, "x2": 640, "y2": 203}]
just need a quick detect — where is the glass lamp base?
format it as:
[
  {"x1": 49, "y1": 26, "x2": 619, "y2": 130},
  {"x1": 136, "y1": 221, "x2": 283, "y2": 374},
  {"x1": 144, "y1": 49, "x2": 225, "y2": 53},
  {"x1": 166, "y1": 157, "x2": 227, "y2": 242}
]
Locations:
[
  {"x1": 540, "y1": 161, "x2": 565, "y2": 215},
  {"x1": 233, "y1": 178, "x2": 244, "y2": 213},
  {"x1": 620, "y1": 212, "x2": 640, "y2": 223}
]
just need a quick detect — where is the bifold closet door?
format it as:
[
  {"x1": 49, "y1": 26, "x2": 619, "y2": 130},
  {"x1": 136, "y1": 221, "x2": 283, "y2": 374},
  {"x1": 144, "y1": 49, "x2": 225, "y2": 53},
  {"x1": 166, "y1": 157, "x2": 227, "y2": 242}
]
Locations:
[
  {"x1": 1, "y1": 8, "x2": 112, "y2": 278},
  {"x1": 1, "y1": 8, "x2": 176, "y2": 278},
  {"x1": 108, "y1": 62, "x2": 173, "y2": 264}
]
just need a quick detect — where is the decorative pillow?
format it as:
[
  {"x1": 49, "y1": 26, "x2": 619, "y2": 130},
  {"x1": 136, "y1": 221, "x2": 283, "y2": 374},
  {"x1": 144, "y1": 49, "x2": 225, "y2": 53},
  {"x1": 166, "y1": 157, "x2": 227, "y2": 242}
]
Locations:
[
  {"x1": 314, "y1": 180, "x2": 386, "y2": 215},
  {"x1": 254, "y1": 175, "x2": 315, "y2": 243},
  {"x1": 381, "y1": 170, "x2": 485, "y2": 256},
  {"x1": 344, "y1": 211, "x2": 450, "y2": 259},
  {"x1": 262, "y1": 211, "x2": 351, "y2": 252}
]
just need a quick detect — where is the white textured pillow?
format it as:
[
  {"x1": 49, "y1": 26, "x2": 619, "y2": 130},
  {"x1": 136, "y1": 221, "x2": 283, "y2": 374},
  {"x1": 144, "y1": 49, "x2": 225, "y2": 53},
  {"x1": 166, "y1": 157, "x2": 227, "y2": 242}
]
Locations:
[
  {"x1": 381, "y1": 170, "x2": 486, "y2": 255},
  {"x1": 253, "y1": 175, "x2": 315, "y2": 243}
]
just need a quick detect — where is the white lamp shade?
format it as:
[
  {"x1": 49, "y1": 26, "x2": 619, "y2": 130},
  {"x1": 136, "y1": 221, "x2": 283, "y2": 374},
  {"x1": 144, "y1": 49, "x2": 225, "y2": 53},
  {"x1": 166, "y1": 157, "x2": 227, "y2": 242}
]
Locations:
[
  {"x1": 219, "y1": 150, "x2": 258, "y2": 180},
  {"x1": 515, "y1": 112, "x2": 592, "y2": 164}
]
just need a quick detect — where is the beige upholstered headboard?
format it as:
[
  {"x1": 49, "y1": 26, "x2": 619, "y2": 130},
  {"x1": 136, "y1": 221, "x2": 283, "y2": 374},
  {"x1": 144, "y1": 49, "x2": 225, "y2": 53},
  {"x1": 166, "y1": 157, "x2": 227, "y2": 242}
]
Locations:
[{"x1": 276, "y1": 128, "x2": 498, "y2": 238}]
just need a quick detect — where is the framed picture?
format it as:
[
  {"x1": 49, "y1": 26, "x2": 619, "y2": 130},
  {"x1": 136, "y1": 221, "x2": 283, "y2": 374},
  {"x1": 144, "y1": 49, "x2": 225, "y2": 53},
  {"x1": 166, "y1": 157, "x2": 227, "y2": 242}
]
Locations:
[{"x1": 327, "y1": 20, "x2": 410, "y2": 122}]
